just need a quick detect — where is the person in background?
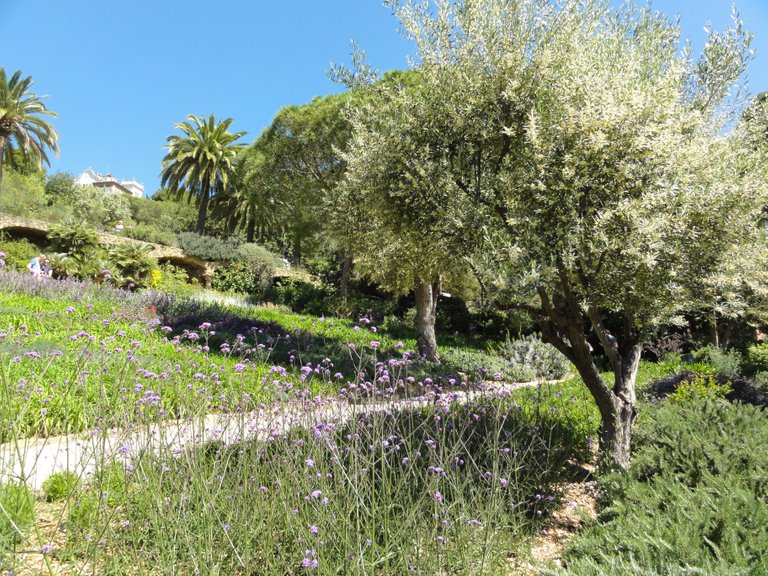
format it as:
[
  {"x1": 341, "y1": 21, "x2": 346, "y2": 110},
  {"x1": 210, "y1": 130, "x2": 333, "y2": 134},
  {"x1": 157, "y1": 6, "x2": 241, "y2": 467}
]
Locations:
[
  {"x1": 27, "y1": 253, "x2": 46, "y2": 280},
  {"x1": 41, "y1": 258, "x2": 53, "y2": 278}
]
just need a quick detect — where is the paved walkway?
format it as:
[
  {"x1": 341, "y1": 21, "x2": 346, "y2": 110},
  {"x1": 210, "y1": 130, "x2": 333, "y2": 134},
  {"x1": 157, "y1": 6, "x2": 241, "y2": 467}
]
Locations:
[{"x1": 0, "y1": 382, "x2": 545, "y2": 490}]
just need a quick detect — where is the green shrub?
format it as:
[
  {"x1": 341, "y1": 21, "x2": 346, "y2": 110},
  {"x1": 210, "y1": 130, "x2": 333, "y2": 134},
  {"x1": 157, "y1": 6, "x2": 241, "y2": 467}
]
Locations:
[
  {"x1": 108, "y1": 242, "x2": 157, "y2": 288},
  {"x1": 220, "y1": 242, "x2": 283, "y2": 294},
  {"x1": 151, "y1": 263, "x2": 199, "y2": 297},
  {"x1": 497, "y1": 333, "x2": 571, "y2": 380},
  {"x1": 67, "y1": 493, "x2": 100, "y2": 534},
  {"x1": 128, "y1": 194, "x2": 196, "y2": 235},
  {"x1": 46, "y1": 252, "x2": 79, "y2": 279},
  {"x1": 48, "y1": 220, "x2": 101, "y2": 260},
  {"x1": 44, "y1": 171, "x2": 75, "y2": 202},
  {"x1": 754, "y1": 371, "x2": 768, "y2": 394},
  {"x1": 691, "y1": 345, "x2": 742, "y2": 378},
  {"x1": 0, "y1": 482, "x2": 35, "y2": 549},
  {"x1": 439, "y1": 348, "x2": 535, "y2": 382},
  {"x1": 212, "y1": 260, "x2": 268, "y2": 296},
  {"x1": 237, "y1": 242, "x2": 283, "y2": 268},
  {"x1": 42, "y1": 470, "x2": 80, "y2": 502},
  {"x1": 549, "y1": 399, "x2": 768, "y2": 575},
  {"x1": 67, "y1": 185, "x2": 133, "y2": 230},
  {"x1": 124, "y1": 222, "x2": 177, "y2": 246},
  {"x1": 0, "y1": 171, "x2": 47, "y2": 216},
  {"x1": 668, "y1": 374, "x2": 732, "y2": 403},
  {"x1": 744, "y1": 343, "x2": 768, "y2": 376},
  {"x1": 176, "y1": 232, "x2": 240, "y2": 261},
  {"x1": 264, "y1": 277, "x2": 334, "y2": 315},
  {"x1": 381, "y1": 310, "x2": 417, "y2": 339},
  {"x1": 0, "y1": 236, "x2": 42, "y2": 270}
]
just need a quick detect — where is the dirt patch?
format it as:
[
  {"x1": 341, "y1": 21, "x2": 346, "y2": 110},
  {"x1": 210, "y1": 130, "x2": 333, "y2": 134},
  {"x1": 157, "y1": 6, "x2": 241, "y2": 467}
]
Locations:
[
  {"x1": 508, "y1": 474, "x2": 598, "y2": 574},
  {"x1": 3, "y1": 500, "x2": 97, "y2": 576}
]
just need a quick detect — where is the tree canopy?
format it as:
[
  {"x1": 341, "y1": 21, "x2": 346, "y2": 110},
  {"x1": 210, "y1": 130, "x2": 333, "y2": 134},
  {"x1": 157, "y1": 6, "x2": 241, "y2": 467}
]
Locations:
[
  {"x1": 0, "y1": 67, "x2": 59, "y2": 180},
  {"x1": 343, "y1": 0, "x2": 765, "y2": 467},
  {"x1": 160, "y1": 114, "x2": 246, "y2": 235}
]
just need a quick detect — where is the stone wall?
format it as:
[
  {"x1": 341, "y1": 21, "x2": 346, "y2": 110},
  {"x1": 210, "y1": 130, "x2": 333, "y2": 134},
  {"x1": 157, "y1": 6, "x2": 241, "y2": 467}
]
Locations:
[{"x1": 0, "y1": 213, "x2": 215, "y2": 285}]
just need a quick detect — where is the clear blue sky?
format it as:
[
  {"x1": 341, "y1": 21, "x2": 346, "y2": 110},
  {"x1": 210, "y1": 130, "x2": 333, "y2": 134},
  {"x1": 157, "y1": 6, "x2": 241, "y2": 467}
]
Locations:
[{"x1": 1, "y1": 0, "x2": 766, "y2": 196}]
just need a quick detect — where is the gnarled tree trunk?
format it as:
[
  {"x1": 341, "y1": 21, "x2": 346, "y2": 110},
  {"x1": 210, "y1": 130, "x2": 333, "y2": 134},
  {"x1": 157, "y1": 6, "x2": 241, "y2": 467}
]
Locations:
[
  {"x1": 414, "y1": 280, "x2": 440, "y2": 363},
  {"x1": 535, "y1": 269, "x2": 644, "y2": 470}
]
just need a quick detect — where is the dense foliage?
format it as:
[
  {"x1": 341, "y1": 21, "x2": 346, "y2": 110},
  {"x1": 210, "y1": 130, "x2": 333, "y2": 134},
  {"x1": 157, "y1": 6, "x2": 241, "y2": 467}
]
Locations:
[
  {"x1": 0, "y1": 67, "x2": 59, "y2": 180},
  {"x1": 342, "y1": 0, "x2": 767, "y2": 468},
  {"x1": 548, "y1": 398, "x2": 768, "y2": 575},
  {"x1": 160, "y1": 114, "x2": 246, "y2": 235}
]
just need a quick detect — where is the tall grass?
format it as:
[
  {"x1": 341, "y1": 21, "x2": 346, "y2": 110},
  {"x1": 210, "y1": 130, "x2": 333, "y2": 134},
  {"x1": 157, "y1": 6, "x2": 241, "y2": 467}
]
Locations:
[{"x1": 0, "y1": 272, "x2": 598, "y2": 574}]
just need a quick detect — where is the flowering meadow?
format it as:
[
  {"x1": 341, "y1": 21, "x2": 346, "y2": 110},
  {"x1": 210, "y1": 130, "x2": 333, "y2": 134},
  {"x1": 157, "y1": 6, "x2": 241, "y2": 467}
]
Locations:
[{"x1": 0, "y1": 270, "x2": 600, "y2": 574}]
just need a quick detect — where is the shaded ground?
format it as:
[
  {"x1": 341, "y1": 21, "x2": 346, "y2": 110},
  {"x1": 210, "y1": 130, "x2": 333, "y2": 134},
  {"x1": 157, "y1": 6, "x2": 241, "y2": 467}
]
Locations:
[{"x1": 508, "y1": 451, "x2": 598, "y2": 575}]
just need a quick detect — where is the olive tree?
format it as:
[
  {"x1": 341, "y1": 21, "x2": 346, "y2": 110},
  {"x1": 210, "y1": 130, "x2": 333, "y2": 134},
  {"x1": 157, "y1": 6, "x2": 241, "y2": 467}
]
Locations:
[
  {"x1": 338, "y1": 70, "x2": 480, "y2": 361},
  {"x1": 347, "y1": 0, "x2": 765, "y2": 468}
]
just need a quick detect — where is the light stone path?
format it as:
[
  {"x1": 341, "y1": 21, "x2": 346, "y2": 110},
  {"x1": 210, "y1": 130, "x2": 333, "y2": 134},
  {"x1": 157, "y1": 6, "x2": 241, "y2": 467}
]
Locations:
[{"x1": 0, "y1": 381, "x2": 547, "y2": 491}]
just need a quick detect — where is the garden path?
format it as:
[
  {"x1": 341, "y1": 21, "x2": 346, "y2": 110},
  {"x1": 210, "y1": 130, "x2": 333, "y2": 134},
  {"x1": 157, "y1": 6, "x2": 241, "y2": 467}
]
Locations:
[{"x1": 0, "y1": 381, "x2": 545, "y2": 491}]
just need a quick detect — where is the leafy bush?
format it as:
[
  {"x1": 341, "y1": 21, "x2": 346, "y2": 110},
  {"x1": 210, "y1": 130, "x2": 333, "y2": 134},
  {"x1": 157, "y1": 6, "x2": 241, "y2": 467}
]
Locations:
[
  {"x1": 497, "y1": 333, "x2": 571, "y2": 380},
  {"x1": 176, "y1": 232, "x2": 241, "y2": 261},
  {"x1": 264, "y1": 277, "x2": 335, "y2": 315},
  {"x1": 44, "y1": 171, "x2": 75, "y2": 201},
  {"x1": 48, "y1": 220, "x2": 101, "y2": 260},
  {"x1": 667, "y1": 373, "x2": 732, "y2": 403},
  {"x1": 691, "y1": 345, "x2": 742, "y2": 378},
  {"x1": 755, "y1": 371, "x2": 768, "y2": 394},
  {"x1": 0, "y1": 482, "x2": 35, "y2": 549},
  {"x1": 151, "y1": 263, "x2": 200, "y2": 297},
  {"x1": 67, "y1": 185, "x2": 133, "y2": 230},
  {"x1": 108, "y1": 241, "x2": 157, "y2": 288},
  {"x1": 439, "y1": 348, "x2": 535, "y2": 383},
  {"x1": 124, "y1": 222, "x2": 177, "y2": 246},
  {"x1": 212, "y1": 260, "x2": 268, "y2": 296},
  {"x1": 0, "y1": 171, "x2": 47, "y2": 216},
  {"x1": 744, "y1": 343, "x2": 768, "y2": 376},
  {"x1": 0, "y1": 236, "x2": 42, "y2": 270},
  {"x1": 211, "y1": 242, "x2": 283, "y2": 296},
  {"x1": 549, "y1": 399, "x2": 768, "y2": 575},
  {"x1": 237, "y1": 242, "x2": 283, "y2": 269},
  {"x1": 128, "y1": 194, "x2": 196, "y2": 235},
  {"x1": 648, "y1": 369, "x2": 768, "y2": 408},
  {"x1": 42, "y1": 470, "x2": 80, "y2": 502}
]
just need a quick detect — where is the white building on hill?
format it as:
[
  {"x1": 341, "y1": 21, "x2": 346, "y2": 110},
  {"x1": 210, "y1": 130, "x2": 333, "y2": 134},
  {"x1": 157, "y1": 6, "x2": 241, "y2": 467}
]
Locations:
[{"x1": 75, "y1": 168, "x2": 144, "y2": 198}]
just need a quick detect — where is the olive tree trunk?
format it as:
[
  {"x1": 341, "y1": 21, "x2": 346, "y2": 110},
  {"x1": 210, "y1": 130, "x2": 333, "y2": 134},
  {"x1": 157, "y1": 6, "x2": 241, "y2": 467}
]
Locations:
[
  {"x1": 536, "y1": 277, "x2": 643, "y2": 470},
  {"x1": 414, "y1": 280, "x2": 441, "y2": 363}
]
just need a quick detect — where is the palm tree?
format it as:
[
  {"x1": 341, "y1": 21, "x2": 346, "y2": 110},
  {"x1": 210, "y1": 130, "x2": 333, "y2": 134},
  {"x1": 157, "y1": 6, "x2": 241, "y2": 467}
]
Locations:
[
  {"x1": 212, "y1": 146, "x2": 286, "y2": 243},
  {"x1": 0, "y1": 68, "x2": 59, "y2": 180},
  {"x1": 160, "y1": 114, "x2": 246, "y2": 235}
]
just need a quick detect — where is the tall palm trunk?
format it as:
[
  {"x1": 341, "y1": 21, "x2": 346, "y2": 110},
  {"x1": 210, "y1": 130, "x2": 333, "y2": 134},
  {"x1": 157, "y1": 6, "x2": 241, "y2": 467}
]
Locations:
[
  {"x1": 196, "y1": 183, "x2": 210, "y2": 235},
  {"x1": 0, "y1": 135, "x2": 6, "y2": 181}
]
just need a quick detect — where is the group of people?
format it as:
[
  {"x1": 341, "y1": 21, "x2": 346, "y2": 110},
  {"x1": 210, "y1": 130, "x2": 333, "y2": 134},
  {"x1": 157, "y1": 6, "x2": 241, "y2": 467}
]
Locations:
[{"x1": 26, "y1": 253, "x2": 53, "y2": 280}]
